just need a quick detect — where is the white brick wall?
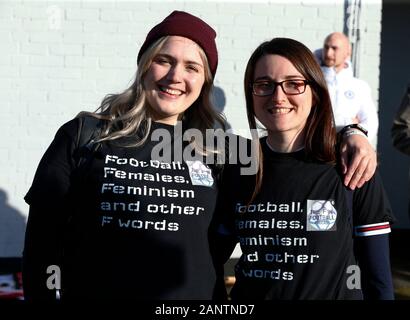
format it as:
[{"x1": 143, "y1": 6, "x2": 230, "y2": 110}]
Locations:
[{"x1": 0, "y1": 0, "x2": 382, "y2": 256}]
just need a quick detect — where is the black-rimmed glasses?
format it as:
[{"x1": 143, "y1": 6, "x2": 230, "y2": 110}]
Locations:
[{"x1": 252, "y1": 79, "x2": 311, "y2": 96}]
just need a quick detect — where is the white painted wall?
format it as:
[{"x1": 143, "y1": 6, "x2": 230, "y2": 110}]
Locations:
[{"x1": 0, "y1": 0, "x2": 382, "y2": 256}]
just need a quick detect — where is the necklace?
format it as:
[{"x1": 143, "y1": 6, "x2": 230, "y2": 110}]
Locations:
[{"x1": 265, "y1": 138, "x2": 304, "y2": 153}]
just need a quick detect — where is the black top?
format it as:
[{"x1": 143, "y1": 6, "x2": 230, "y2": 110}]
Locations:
[
  {"x1": 218, "y1": 138, "x2": 394, "y2": 300},
  {"x1": 23, "y1": 116, "x2": 220, "y2": 300}
]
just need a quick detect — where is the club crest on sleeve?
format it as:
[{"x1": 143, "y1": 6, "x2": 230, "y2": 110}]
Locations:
[
  {"x1": 306, "y1": 200, "x2": 337, "y2": 231},
  {"x1": 186, "y1": 160, "x2": 214, "y2": 187}
]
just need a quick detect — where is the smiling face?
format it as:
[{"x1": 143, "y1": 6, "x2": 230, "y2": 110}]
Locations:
[
  {"x1": 253, "y1": 54, "x2": 313, "y2": 146},
  {"x1": 143, "y1": 36, "x2": 206, "y2": 125}
]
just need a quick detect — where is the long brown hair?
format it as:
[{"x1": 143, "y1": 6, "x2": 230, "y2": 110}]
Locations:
[{"x1": 244, "y1": 37, "x2": 337, "y2": 201}]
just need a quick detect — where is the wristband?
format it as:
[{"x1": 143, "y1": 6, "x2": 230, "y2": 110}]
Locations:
[
  {"x1": 344, "y1": 130, "x2": 368, "y2": 138},
  {"x1": 339, "y1": 124, "x2": 368, "y2": 137}
]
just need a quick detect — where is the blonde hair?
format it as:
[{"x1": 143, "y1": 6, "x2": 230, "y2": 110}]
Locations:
[{"x1": 78, "y1": 36, "x2": 226, "y2": 155}]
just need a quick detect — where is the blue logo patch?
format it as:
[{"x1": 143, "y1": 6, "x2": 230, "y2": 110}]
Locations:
[{"x1": 344, "y1": 90, "x2": 355, "y2": 99}]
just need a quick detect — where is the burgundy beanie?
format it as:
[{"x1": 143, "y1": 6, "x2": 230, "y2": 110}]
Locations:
[{"x1": 137, "y1": 11, "x2": 218, "y2": 77}]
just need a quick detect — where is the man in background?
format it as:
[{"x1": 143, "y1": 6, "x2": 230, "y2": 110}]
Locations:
[{"x1": 316, "y1": 32, "x2": 379, "y2": 145}]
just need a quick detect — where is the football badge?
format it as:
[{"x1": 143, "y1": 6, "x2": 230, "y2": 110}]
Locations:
[
  {"x1": 306, "y1": 200, "x2": 337, "y2": 231},
  {"x1": 186, "y1": 160, "x2": 214, "y2": 187}
]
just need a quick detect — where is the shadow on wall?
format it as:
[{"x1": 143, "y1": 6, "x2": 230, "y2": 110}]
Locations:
[
  {"x1": 212, "y1": 86, "x2": 232, "y2": 131},
  {"x1": 0, "y1": 188, "x2": 26, "y2": 258}
]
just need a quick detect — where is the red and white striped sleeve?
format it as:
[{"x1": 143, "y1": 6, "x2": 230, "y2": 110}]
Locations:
[{"x1": 354, "y1": 222, "x2": 391, "y2": 237}]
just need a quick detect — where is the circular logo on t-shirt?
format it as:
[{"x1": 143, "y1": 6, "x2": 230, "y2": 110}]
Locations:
[{"x1": 306, "y1": 200, "x2": 337, "y2": 231}]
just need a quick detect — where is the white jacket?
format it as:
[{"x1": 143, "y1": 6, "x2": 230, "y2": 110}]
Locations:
[{"x1": 321, "y1": 62, "x2": 379, "y2": 142}]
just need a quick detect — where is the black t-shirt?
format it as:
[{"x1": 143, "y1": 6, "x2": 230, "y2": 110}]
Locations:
[
  {"x1": 220, "y1": 138, "x2": 394, "y2": 300},
  {"x1": 24, "y1": 117, "x2": 220, "y2": 299}
]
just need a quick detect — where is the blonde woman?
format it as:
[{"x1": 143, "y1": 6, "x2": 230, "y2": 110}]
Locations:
[{"x1": 23, "y1": 11, "x2": 225, "y2": 300}]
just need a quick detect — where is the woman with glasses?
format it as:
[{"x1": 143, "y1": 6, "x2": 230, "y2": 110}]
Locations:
[{"x1": 216, "y1": 38, "x2": 395, "y2": 300}]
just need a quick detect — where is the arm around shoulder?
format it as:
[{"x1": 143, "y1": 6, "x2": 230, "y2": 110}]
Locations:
[{"x1": 339, "y1": 129, "x2": 377, "y2": 189}]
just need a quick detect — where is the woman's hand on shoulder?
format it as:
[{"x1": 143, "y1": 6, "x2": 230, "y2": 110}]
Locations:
[{"x1": 340, "y1": 134, "x2": 377, "y2": 190}]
